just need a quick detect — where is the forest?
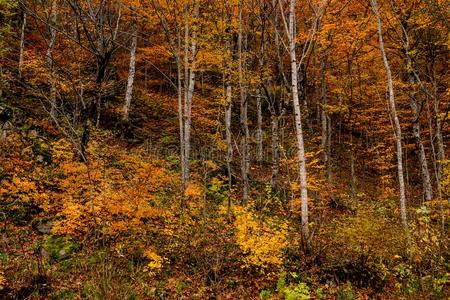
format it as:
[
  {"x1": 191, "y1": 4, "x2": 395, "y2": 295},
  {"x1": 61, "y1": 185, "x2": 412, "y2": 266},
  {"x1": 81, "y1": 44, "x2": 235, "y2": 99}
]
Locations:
[{"x1": 0, "y1": 0, "x2": 449, "y2": 298}]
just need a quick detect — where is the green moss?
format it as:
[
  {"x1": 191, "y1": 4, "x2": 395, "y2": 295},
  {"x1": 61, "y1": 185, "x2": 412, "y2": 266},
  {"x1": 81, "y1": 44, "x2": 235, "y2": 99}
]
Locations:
[
  {"x1": 50, "y1": 289, "x2": 76, "y2": 300},
  {"x1": 43, "y1": 235, "x2": 80, "y2": 261}
]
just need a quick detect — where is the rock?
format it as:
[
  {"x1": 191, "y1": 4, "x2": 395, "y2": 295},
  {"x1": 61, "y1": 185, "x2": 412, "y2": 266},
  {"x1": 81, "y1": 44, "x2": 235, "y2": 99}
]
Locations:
[
  {"x1": 32, "y1": 218, "x2": 54, "y2": 234},
  {"x1": 42, "y1": 235, "x2": 81, "y2": 261}
]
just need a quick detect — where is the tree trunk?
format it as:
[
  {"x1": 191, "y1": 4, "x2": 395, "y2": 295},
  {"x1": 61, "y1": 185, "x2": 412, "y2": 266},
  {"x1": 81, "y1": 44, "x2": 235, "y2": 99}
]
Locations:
[
  {"x1": 225, "y1": 4, "x2": 233, "y2": 218},
  {"x1": 0, "y1": 65, "x2": 3, "y2": 98},
  {"x1": 256, "y1": 95, "x2": 263, "y2": 163},
  {"x1": 350, "y1": 135, "x2": 356, "y2": 198},
  {"x1": 176, "y1": 30, "x2": 186, "y2": 207},
  {"x1": 238, "y1": 0, "x2": 249, "y2": 204},
  {"x1": 226, "y1": 84, "x2": 233, "y2": 217},
  {"x1": 431, "y1": 62, "x2": 446, "y2": 195},
  {"x1": 46, "y1": 0, "x2": 58, "y2": 119},
  {"x1": 288, "y1": 0, "x2": 310, "y2": 250},
  {"x1": 271, "y1": 114, "x2": 280, "y2": 190},
  {"x1": 181, "y1": 3, "x2": 198, "y2": 188},
  {"x1": 400, "y1": 21, "x2": 433, "y2": 201},
  {"x1": 320, "y1": 54, "x2": 332, "y2": 187},
  {"x1": 371, "y1": 0, "x2": 407, "y2": 227},
  {"x1": 19, "y1": 10, "x2": 27, "y2": 78},
  {"x1": 123, "y1": 17, "x2": 138, "y2": 121},
  {"x1": 410, "y1": 97, "x2": 433, "y2": 201},
  {"x1": 435, "y1": 112, "x2": 445, "y2": 186},
  {"x1": 183, "y1": 27, "x2": 197, "y2": 184},
  {"x1": 256, "y1": 13, "x2": 266, "y2": 165}
]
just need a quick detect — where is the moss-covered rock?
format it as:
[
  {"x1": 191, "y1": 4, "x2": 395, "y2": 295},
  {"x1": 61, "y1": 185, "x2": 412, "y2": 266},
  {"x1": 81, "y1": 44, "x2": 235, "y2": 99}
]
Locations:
[{"x1": 42, "y1": 235, "x2": 80, "y2": 261}]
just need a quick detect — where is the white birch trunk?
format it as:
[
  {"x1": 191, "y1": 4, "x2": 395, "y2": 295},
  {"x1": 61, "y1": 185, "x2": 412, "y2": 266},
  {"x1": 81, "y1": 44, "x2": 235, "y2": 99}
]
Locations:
[
  {"x1": 182, "y1": 3, "x2": 198, "y2": 185},
  {"x1": 123, "y1": 18, "x2": 138, "y2": 121},
  {"x1": 226, "y1": 84, "x2": 233, "y2": 216},
  {"x1": 176, "y1": 31, "x2": 186, "y2": 207},
  {"x1": 371, "y1": 0, "x2": 407, "y2": 227},
  {"x1": 183, "y1": 30, "x2": 196, "y2": 184},
  {"x1": 288, "y1": 0, "x2": 310, "y2": 249}
]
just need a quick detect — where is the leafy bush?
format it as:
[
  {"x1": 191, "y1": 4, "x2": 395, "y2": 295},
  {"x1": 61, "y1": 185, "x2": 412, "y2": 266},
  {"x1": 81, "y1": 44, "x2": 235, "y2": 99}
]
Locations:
[
  {"x1": 234, "y1": 206, "x2": 289, "y2": 270},
  {"x1": 276, "y1": 271, "x2": 310, "y2": 300}
]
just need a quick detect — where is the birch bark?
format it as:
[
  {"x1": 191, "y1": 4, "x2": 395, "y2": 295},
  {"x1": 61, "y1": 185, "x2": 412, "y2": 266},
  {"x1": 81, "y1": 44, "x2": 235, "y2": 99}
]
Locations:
[
  {"x1": 287, "y1": 0, "x2": 310, "y2": 249},
  {"x1": 371, "y1": 0, "x2": 407, "y2": 226},
  {"x1": 123, "y1": 15, "x2": 138, "y2": 121}
]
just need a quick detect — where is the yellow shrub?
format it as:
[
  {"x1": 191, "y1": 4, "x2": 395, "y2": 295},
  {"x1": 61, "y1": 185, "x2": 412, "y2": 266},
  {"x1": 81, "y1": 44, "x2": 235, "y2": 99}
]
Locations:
[
  {"x1": 233, "y1": 206, "x2": 289, "y2": 270},
  {"x1": 441, "y1": 160, "x2": 450, "y2": 197},
  {"x1": 0, "y1": 270, "x2": 5, "y2": 291}
]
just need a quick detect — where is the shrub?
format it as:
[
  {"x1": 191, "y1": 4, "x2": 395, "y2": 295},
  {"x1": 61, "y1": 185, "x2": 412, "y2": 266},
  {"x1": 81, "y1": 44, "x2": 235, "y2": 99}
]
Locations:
[{"x1": 234, "y1": 205, "x2": 289, "y2": 270}]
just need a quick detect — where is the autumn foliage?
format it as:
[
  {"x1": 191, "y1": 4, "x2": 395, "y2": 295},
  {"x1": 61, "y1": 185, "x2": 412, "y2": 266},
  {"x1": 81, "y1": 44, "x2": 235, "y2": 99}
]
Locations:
[{"x1": 0, "y1": 0, "x2": 449, "y2": 299}]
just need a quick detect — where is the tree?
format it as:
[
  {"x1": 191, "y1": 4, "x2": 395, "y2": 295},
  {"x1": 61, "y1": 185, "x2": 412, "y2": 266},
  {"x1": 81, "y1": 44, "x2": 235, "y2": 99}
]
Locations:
[
  {"x1": 283, "y1": 0, "x2": 310, "y2": 250},
  {"x1": 18, "y1": 7, "x2": 26, "y2": 78},
  {"x1": 238, "y1": 0, "x2": 249, "y2": 204},
  {"x1": 123, "y1": 10, "x2": 138, "y2": 122},
  {"x1": 224, "y1": 0, "x2": 233, "y2": 218},
  {"x1": 371, "y1": 0, "x2": 407, "y2": 227},
  {"x1": 45, "y1": 0, "x2": 58, "y2": 119}
]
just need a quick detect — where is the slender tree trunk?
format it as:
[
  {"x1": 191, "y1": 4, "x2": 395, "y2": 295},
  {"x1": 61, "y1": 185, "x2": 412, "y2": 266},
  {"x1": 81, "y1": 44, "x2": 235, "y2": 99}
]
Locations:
[
  {"x1": 431, "y1": 62, "x2": 446, "y2": 192},
  {"x1": 350, "y1": 138, "x2": 356, "y2": 198},
  {"x1": 182, "y1": 5, "x2": 190, "y2": 184},
  {"x1": 226, "y1": 84, "x2": 233, "y2": 216},
  {"x1": 256, "y1": 11, "x2": 266, "y2": 165},
  {"x1": 155, "y1": 2, "x2": 189, "y2": 208},
  {"x1": 348, "y1": 58, "x2": 357, "y2": 199},
  {"x1": 123, "y1": 16, "x2": 138, "y2": 121},
  {"x1": 144, "y1": 62, "x2": 148, "y2": 91},
  {"x1": 371, "y1": 0, "x2": 407, "y2": 227},
  {"x1": 225, "y1": 4, "x2": 233, "y2": 218},
  {"x1": 320, "y1": 54, "x2": 332, "y2": 186},
  {"x1": 271, "y1": 0, "x2": 282, "y2": 190},
  {"x1": 401, "y1": 22, "x2": 433, "y2": 201},
  {"x1": 47, "y1": 0, "x2": 58, "y2": 119},
  {"x1": 271, "y1": 114, "x2": 280, "y2": 189},
  {"x1": 182, "y1": 3, "x2": 198, "y2": 187},
  {"x1": 238, "y1": 0, "x2": 249, "y2": 204},
  {"x1": 0, "y1": 65, "x2": 3, "y2": 98},
  {"x1": 287, "y1": 0, "x2": 310, "y2": 250},
  {"x1": 327, "y1": 115, "x2": 332, "y2": 183},
  {"x1": 410, "y1": 96, "x2": 433, "y2": 201},
  {"x1": 176, "y1": 31, "x2": 186, "y2": 207},
  {"x1": 183, "y1": 27, "x2": 197, "y2": 184},
  {"x1": 256, "y1": 95, "x2": 263, "y2": 163},
  {"x1": 19, "y1": 10, "x2": 27, "y2": 78},
  {"x1": 429, "y1": 63, "x2": 446, "y2": 231}
]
